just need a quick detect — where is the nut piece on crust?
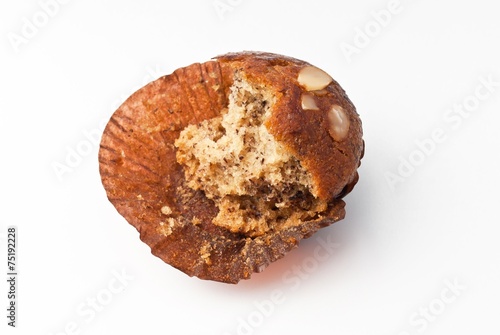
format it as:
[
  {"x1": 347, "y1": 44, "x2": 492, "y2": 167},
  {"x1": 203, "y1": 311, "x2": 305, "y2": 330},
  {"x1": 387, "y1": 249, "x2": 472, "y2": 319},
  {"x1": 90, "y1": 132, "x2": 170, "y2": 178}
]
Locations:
[{"x1": 98, "y1": 51, "x2": 364, "y2": 284}]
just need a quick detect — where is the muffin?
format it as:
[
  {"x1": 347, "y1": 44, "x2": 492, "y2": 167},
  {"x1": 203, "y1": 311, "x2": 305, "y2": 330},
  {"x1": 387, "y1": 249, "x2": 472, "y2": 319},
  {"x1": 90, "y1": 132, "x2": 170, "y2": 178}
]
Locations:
[{"x1": 99, "y1": 51, "x2": 364, "y2": 283}]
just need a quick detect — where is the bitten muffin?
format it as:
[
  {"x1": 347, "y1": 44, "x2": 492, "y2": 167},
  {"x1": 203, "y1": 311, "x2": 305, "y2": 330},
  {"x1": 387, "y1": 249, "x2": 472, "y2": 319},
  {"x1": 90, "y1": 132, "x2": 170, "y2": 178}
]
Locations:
[{"x1": 99, "y1": 51, "x2": 364, "y2": 283}]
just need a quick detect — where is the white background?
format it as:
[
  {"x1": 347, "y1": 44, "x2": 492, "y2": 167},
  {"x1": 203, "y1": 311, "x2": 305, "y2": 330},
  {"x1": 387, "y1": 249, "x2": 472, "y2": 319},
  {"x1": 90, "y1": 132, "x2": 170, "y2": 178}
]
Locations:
[{"x1": 1, "y1": 0, "x2": 499, "y2": 334}]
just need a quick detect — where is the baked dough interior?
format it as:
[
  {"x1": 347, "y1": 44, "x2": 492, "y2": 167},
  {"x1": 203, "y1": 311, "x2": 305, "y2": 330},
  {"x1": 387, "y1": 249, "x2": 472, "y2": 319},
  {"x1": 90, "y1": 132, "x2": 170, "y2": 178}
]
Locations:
[{"x1": 175, "y1": 71, "x2": 328, "y2": 237}]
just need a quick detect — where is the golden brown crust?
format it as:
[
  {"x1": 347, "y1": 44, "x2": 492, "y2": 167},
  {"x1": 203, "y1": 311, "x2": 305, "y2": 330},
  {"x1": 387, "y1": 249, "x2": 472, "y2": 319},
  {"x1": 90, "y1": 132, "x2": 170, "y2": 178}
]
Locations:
[
  {"x1": 99, "y1": 52, "x2": 363, "y2": 283},
  {"x1": 216, "y1": 52, "x2": 363, "y2": 200}
]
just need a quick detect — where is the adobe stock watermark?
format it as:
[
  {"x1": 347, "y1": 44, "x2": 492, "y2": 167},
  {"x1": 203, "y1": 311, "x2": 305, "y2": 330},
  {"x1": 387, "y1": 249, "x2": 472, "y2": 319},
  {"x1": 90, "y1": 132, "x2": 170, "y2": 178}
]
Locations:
[
  {"x1": 385, "y1": 74, "x2": 499, "y2": 191},
  {"x1": 51, "y1": 118, "x2": 108, "y2": 183},
  {"x1": 47, "y1": 268, "x2": 134, "y2": 335},
  {"x1": 222, "y1": 233, "x2": 339, "y2": 335},
  {"x1": 392, "y1": 277, "x2": 466, "y2": 335},
  {"x1": 213, "y1": 0, "x2": 244, "y2": 20},
  {"x1": 340, "y1": 0, "x2": 407, "y2": 64},
  {"x1": 7, "y1": 0, "x2": 73, "y2": 54},
  {"x1": 51, "y1": 65, "x2": 165, "y2": 182}
]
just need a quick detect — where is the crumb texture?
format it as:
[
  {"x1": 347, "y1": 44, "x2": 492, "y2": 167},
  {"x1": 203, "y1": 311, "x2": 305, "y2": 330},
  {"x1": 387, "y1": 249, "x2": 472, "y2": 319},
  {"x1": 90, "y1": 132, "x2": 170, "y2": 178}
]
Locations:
[{"x1": 175, "y1": 73, "x2": 328, "y2": 237}]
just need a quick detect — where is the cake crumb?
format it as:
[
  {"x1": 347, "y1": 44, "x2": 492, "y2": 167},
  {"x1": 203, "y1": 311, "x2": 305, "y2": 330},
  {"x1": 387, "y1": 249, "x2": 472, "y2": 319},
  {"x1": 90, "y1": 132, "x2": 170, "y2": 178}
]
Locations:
[
  {"x1": 175, "y1": 73, "x2": 327, "y2": 237},
  {"x1": 158, "y1": 218, "x2": 175, "y2": 237},
  {"x1": 161, "y1": 205, "x2": 172, "y2": 215},
  {"x1": 200, "y1": 243, "x2": 212, "y2": 265}
]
